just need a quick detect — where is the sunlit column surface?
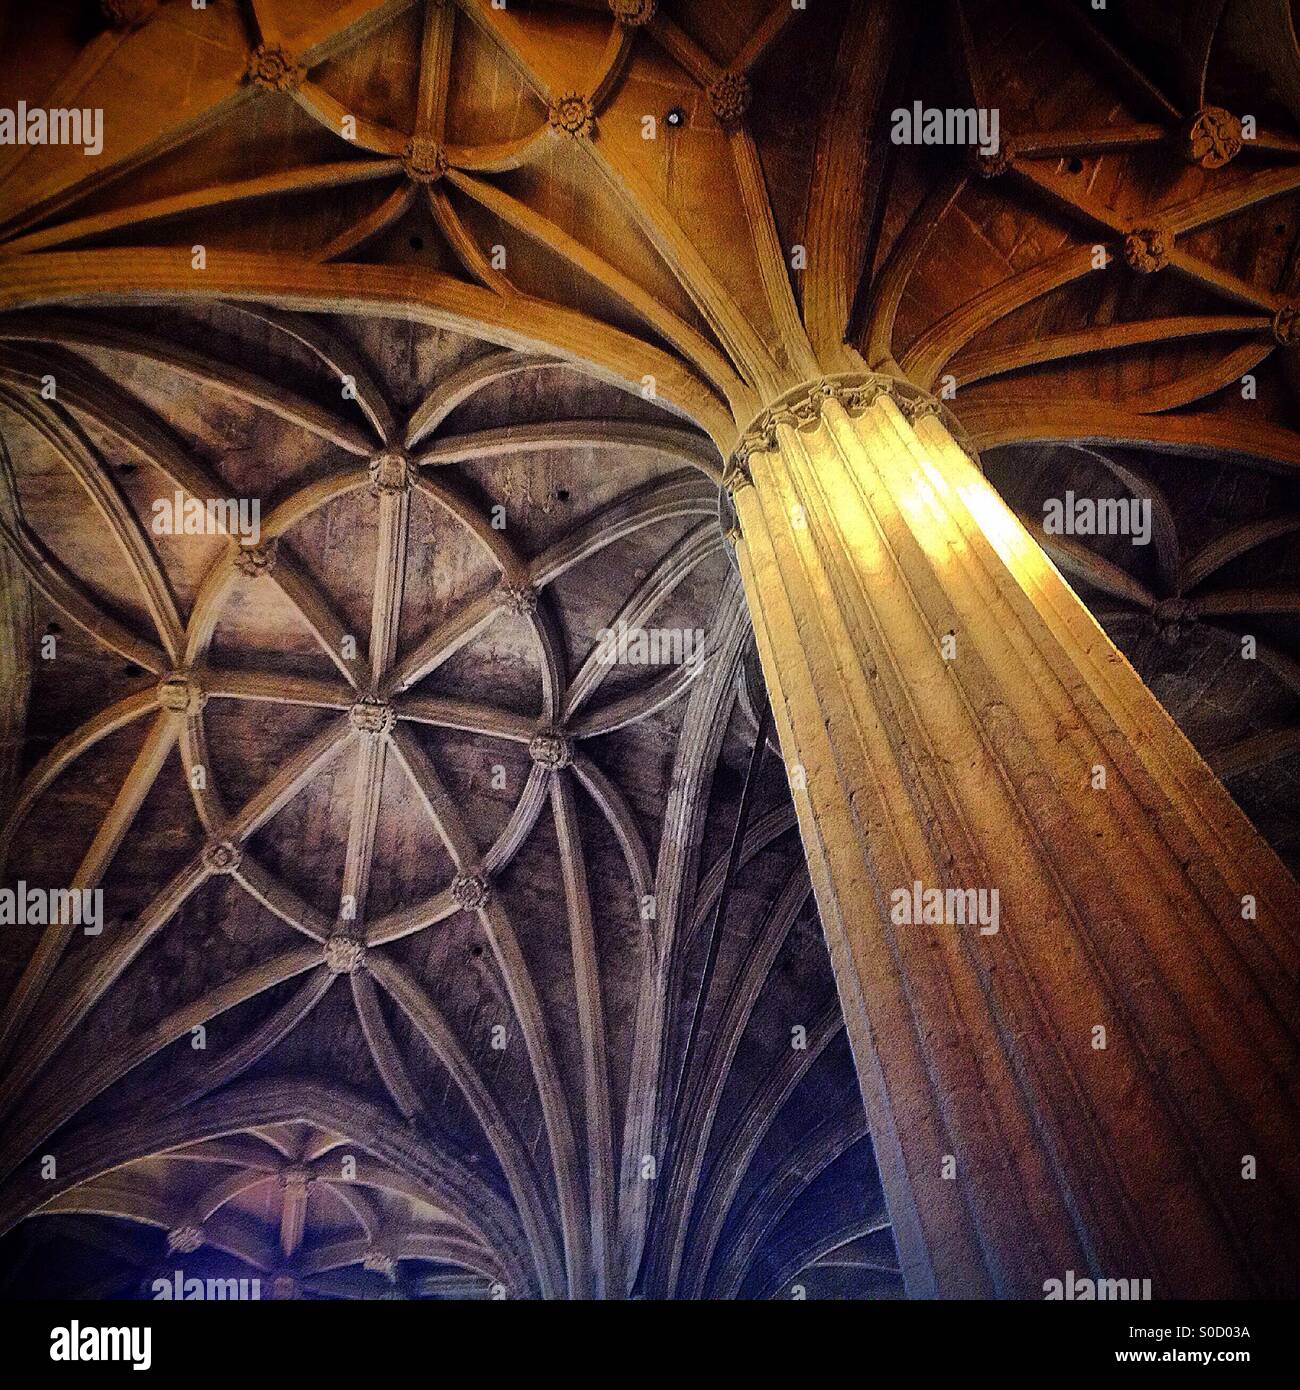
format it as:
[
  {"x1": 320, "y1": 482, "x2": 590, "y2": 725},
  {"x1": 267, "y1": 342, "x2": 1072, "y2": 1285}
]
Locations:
[{"x1": 728, "y1": 376, "x2": 1300, "y2": 1298}]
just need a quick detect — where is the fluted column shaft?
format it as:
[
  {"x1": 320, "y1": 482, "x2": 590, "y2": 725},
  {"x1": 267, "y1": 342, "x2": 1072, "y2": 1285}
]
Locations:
[{"x1": 729, "y1": 379, "x2": 1300, "y2": 1298}]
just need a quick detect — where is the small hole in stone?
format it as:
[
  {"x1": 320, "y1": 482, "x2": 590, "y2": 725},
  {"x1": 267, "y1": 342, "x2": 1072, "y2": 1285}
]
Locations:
[
  {"x1": 122, "y1": 663, "x2": 145, "y2": 678},
  {"x1": 118, "y1": 462, "x2": 138, "y2": 475},
  {"x1": 45, "y1": 621, "x2": 62, "y2": 635},
  {"x1": 665, "y1": 107, "x2": 686, "y2": 128},
  {"x1": 409, "y1": 235, "x2": 424, "y2": 251},
  {"x1": 555, "y1": 487, "x2": 570, "y2": 502},
  {"x1": 1067, "y1": 157, "x2": 1084, "y2": 174},
  {"x1": 470, "y1": 944, "x2": 484, "y2": 959}
]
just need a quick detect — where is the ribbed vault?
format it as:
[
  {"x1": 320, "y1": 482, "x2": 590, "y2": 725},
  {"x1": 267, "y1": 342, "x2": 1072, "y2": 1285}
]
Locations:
[{"x1": 0, "y1": 301, "x2": 890, "y2": 1299}]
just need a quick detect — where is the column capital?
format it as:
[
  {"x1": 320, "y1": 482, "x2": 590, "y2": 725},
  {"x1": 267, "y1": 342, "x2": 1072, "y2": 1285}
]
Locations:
[{"x1": 724, "y1": 373, "x2": 978, "y2": 491}]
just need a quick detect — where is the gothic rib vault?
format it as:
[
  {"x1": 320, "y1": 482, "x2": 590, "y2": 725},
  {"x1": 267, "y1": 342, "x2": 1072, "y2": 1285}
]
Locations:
[
  {"x1": 0, "y1": 0, "x2": 1298, "y2": 1299},
  {"x1": 0, "y1": 301, "x2": 894, "y2": 1300}
]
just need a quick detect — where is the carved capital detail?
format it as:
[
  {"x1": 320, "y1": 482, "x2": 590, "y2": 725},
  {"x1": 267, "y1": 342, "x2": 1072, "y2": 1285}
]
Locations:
[
  {"x1": 246, "y1": 43, "x2": 304, "y2": 93},
  {"x1": 166, "y1": 1224, "x2": 204, "y2": 1254},
  {"x1": 1271, "y1": 305, "x2": 1300, "y2": 347},
  {"x1": 202, "y1": 840, "x2": 242, "y2": 875},
  {"x1": 716, "y1": 485, "x2": 745, "y2": 559},
  {"x1": 1182, "y1": 106, "x2": 1243, "y2": 169},
  {"x1": 726, "y1": 374, "x2": 978, "y2": 491},
  {"x1": 403, "y1": 136, "x2": 448, "y2": 184},
  {"x1": 529, "y1": 729, "x2": 574, "y2": 770},
  {"x1": 708, "y1": 72, "x2": 752, "y2": 125},
  {"x1": 549, "y1": 93, "x2": 595, "y2": 140},
  {"x1": 721, "y1": 456, "x2": 754, "y2": 493},
  {"x1": 234, "y1": 538, "x2": 278, "y2": 578},
  {"x1": 157, "y1": 672, "x2": 206, "y2": 716},
  {"x1": 1122, "y1": 226, "x2": 1173, "y2": 273},
  {"x1": 897, "y1": 395, "x2": 942, "y2": 424},
  {"x1": 451, "y1": 873, "x2": 490, "y2": 912},
  {"x1": 324, "y1": 933, "x2": 367, "y2": 975},
  {"x1": 728, "y1": 375, "x2": 893, "y2": 477},
  {"x1": 609, "y1": 0, "x2": 657, "y2": 25},
  {"x1": 730, "y1": 425, "x2": 777, "y2": 475}
]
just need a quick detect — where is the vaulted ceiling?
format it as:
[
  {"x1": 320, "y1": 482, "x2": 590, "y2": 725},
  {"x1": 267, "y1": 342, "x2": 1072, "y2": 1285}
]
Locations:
[
  {"x1": 0, "y1": 302, "x2": 891, "y2": 1299},
  {"x1": 0, "y1": 0, "x2": 1297, "y2": 1299}
]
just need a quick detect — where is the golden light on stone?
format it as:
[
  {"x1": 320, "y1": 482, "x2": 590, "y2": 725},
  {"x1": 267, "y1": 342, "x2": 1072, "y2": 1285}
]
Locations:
[
  {"x1": 402, "y1": 137, "x2": 448, "y2": 185},
  {"x1": 731, "y1": 373, "x2": 1300, "y2": 1297},
  {"x1": 548, "y1": 93, "x2": 595, "y2": 140},
  {"x1": 609, "y1": 0, "x2": 657, "y2": 25},
  {"x1": 3, "y1": 0, "x2": 1299, "y2": 1312},
  {"x1": 957, "y1": 478, "x2": 1054, "y2": 585},
  {"x1": 707, "y1": 73, "x2": 752, "y2": 125},
  {"x1": 246, "y1": 44, "x2": 304, "y2": 93},
  {"x1": 1122, "y1": 226, "x2": 1173, "y2": 273},
  {"x1": 1183, "y1": 106, "x2": 1243, "y2": 169}
]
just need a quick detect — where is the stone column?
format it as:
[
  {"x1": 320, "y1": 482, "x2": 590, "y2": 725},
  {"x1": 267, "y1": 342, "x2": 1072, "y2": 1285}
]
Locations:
[{"x1": 726, "y1": 375, "x2": 1300, "y2": 1298}]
